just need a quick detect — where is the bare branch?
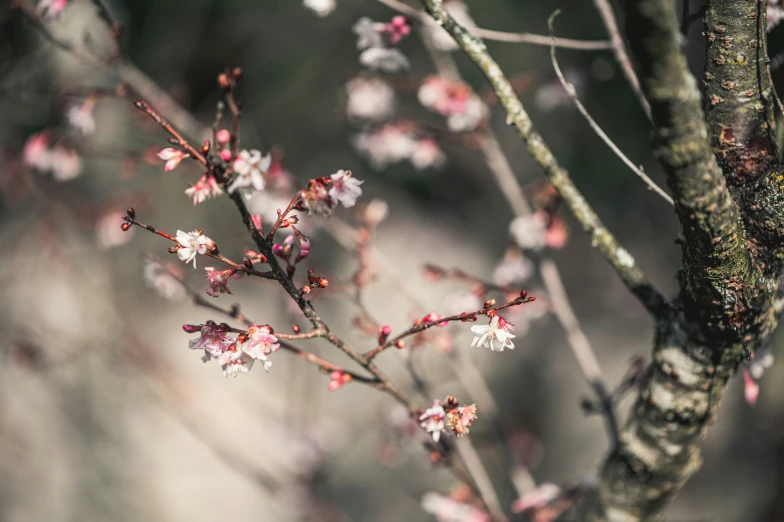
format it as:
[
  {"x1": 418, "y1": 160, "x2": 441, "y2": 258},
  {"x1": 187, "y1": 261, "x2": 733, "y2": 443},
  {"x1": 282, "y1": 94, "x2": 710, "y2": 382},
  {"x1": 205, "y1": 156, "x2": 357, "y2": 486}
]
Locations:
[
  {"x1": 375, "y1": 0, "x2": 613, "y2": 50},
  {"x1": 417, "y1": 0, "x2": 669, "y2": 319},
  {"x1": 548, "y1": 14, "x2": 673, "y2": 206}
]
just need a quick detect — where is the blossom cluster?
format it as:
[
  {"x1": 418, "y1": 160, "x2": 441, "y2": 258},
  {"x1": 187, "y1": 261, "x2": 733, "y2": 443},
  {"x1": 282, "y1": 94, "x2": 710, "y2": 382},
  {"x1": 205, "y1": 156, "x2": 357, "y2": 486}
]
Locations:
[
  {"x1": 184, "y1": 321, "x2": 280, "y2": 377},
  {"x1": 418, "y1": 75, "x2": 488, "y2": 133},
  {"x1": 353, "y1": 16, "x2": 412, "y2": 73},
  {"x1": 419, "y1": 396, "x2": 478, "y2": 442},
  {"x1": 23, "y1": 133, "x2": 83, "y2": 181}
]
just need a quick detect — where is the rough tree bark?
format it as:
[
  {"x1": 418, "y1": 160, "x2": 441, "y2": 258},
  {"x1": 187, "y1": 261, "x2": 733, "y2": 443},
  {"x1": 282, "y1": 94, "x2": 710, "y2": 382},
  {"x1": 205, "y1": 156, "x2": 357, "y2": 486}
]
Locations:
[{"x1": 419, "y1": 0, "x2": 784, "y2": 520}]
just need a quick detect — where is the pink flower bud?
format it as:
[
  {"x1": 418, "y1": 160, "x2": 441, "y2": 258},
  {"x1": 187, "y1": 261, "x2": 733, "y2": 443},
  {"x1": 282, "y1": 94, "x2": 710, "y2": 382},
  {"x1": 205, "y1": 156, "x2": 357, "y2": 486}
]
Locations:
[
  {"x1": 328, "y1": 381, "x2": 341, "y2": 391},
  {"x1": 220, "y1": 149, "x2": 232, "y2": 162},
  {"x1": 392, "y1": 15, "x2": 406, "y2": 27},
  {"x1": 182, "y1": 324, "x2": 202, "y2": 333},
  {"x1": 216, "y1": 129, "x2": 231, "y2": 145},
  {"x1": 330, "y1": 371, "x2": 343, "y2": 380}
]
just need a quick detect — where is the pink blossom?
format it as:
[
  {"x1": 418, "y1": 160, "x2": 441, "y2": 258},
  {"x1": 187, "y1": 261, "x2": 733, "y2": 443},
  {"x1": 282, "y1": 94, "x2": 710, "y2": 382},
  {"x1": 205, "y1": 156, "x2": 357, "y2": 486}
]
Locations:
[
  {"x1": 492, "y1": 254, "x2": 534, "y2": 287},
  {"x1": 23, "y1": 133, "x2": 50, "y2": 171},
  {"x1": 511, "y1": 483, "x2": 562, "y2": 514},
  {"x1": 185, "y1": 174, "x2": 223, "y2": 205},
  {"x1": 242, "y1": 324, "x2": 280, "y2": 360},
  {"x1": 419, "y1": 400, "x2": 446, "y2": 442},
  {"x1": 66, "y1": 98, "x2": 97, "y2": 135},
  {"x1": 353, "y1": 17, "x2": 384, "y2": 50},
  {"x1": 158, "y1": 148, "x2": 189, "y2": 172},
  {"x1": 329, "y1": 170, "x2": 363, "y2": 208},
  {"x1": 218, "y1": 348, "x2": 258, "y2": 377},
  {"x1": 186, "y1": 320, "x2": 233, "y2": 359},
  {"x1": 423, "y1": 312, "x2": 448, "y2": 327},
  {"x1": 509, "y1": 212, "x2": 548, "y2": 251},
  {"x1": 204, "y1": 267, "x2": 233, "y2": 297},
  {"x1": 545, "y1": 216, "x2": 568, "y2": 249},
  {"x1": 418, "y1": 76, "x2": 487, "y2": 132},
  {"x1": 362, "y1": 198, "x2": 389, "y2": 226},
  {"x1": 352, "y1": 124, "x2": 417, "y2": 170},
  {"x1": 37, "y1": 0, "x2": 68, "y2": 19},
  {"x1": 744, "y1": 369, "x2": 760, "y2": 406},
  {"x1": 383, "y1": 15, "x2": 412, "y2": 46}
]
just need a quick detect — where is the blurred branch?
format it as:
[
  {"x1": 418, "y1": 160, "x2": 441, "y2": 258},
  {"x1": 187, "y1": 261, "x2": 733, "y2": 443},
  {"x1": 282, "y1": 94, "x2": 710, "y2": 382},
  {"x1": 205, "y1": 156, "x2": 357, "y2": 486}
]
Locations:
[
  {"x1": 375, "y1": 0, "x2": 613, "y2": 50},
  {"x1": 590, "y1": 0, "x2": 652, "y2": 122},
  {"x1": 548, "y1": 14, "x2": 673, "y2": 206}
]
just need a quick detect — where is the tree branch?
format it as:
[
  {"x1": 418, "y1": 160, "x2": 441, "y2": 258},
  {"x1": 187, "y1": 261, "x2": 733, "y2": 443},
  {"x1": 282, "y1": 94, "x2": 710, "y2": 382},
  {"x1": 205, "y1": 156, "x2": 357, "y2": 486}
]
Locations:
[{"x1": 417, "y1": 0, "x2": 669, "y2": 319}]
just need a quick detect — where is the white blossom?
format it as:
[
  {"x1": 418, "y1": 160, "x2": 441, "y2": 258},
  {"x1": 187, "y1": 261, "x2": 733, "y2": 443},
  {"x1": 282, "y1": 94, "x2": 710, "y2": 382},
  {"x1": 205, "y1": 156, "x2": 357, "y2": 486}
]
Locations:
[
  {"x1": 303, "y1": 0, "x2": 335, "y2": 17},
  {"x1": 470, "y1": 316, "x2": 516, "y2": 352},
  {"x1": 353, "y1": 17, "x2": 383, "y2": 49},
  {"x1": 48, "y1": 145, "x2": 82, "y2": 181},
  {"x1": 229, "y1": 149, "x2": 270, "y2": 194},
  {"x1": 492, "y1": 255, "x2": 534, "y2": 287},
  {"x1": 346, "y1": 77, "x2": 395, "y2": 121},
  {"x1": 66, "y1": 104, "x2": 96, "y2": 134},
  {"x1": 419, "y1": 400, "x2": 446, "y2": 442},
  {"x1": 359, "y1": 47, "x2": 409, "y2": 73},
  {"x1": 176, "y1": 229, "x2": 208, "y2": 268},
  {"x1": 509, "y1": 214, "x2": 547, "y2": 251},
  {"x1": 329, "y1": 170, "x2": 363, "y2": 208}
]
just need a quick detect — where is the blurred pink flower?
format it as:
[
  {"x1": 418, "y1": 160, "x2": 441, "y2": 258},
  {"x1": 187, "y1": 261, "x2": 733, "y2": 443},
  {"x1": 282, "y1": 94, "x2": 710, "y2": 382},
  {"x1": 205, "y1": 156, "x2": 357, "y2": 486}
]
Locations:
[
  {"x1": 37, "y1": 0, "x2": 68, "y2": 19},
  {"x1": 345, "y1": 77, "x2": 395, "y2": 121},
  {"x1": 204, "y1": 267, "x2": 233, "y2": 297},
  {"x1": 511, "y1": 483, "x2": 562, "y2": 514},
  {"x1": 303, "y1": 0, "x2": 336, "y2": 16},
  {"x1": 185, "y1": 174, "x2": 223, "y2": 205},
  {"x1": 158, "y1": 148, "x2": 189, "y2": 172}
]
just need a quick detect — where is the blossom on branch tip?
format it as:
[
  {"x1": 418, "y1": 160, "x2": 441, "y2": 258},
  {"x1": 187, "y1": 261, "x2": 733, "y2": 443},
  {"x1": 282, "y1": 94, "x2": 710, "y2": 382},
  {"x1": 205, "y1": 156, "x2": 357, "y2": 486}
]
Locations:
[
  {"x1": 328, "y1": 371, "x2": 352, "y2": 391},
  {"x1": 304, "y1": 0, "x2": 336, "y2": 16},
  {"x1": 445, "y1": 404, "x2": 477, "y2": 437},
  {"x1": 158, "y1": 148, "x2": 189, "y2": 172},
  {"x1": 205, "y1": 267, "x2": 233, "y2": 297},
  {"x1": 185, "y1": 174, "x2": 223, "y2": 205},
  {"x1": 470, "y1": 315, "x2": 516, "y2": 352},
  {"x1": 176, "y1": 229, "x2": 209, "y2": 268},
  {"x1": 229, "y1": 149, "x2": 271, "y2": 193},
  {"x1": 329, "y1": 170, "x2": 363, "y2": 208}
]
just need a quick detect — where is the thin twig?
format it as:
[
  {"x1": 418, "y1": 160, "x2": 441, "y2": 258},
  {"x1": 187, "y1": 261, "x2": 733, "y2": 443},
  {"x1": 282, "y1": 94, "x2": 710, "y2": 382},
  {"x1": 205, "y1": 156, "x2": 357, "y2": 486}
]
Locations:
[
  {"x1": 375, "y1": 0, "x2": 612, "y2": 50},
  {"x1": 418, "y1": 0, "x2": 669, "y2": 319},
  {"x1": 590, "y1": 0, "x2": 652, "y2": 122},
  {"x1": 548, "y1": 14, "x2": 673, "y2": 206}
]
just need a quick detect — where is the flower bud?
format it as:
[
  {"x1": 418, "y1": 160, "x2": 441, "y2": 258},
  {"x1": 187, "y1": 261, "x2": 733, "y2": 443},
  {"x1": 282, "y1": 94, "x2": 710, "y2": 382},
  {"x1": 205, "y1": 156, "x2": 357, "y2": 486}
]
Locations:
[
  {"x1": 182, "y1": 324, "x2": 202, "y2": 333},
  {"x1": 216, "y1": 129, "x2": 231, "y2": 145},
  {"x1": 121, "y1": 222, "x2": 131, "y2": 231},
  {"x1": 126, "y1": 207, "x2": 136, "y2": 219}
]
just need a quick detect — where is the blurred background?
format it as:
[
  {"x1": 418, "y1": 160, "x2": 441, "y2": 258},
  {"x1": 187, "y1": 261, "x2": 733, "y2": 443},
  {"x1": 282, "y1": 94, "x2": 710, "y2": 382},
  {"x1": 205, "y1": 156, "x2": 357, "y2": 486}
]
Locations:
[{"x1": 1, "y1": 0, "x2": 784, "y2": 520}]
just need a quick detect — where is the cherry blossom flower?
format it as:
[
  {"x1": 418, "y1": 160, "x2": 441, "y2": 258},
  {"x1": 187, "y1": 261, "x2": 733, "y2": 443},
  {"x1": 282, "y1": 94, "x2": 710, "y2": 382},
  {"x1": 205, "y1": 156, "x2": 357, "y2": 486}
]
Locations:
[
  {"x1": 362, "y1": 198, "x2": 389, "y2": 226},
  {"x1": 492, "y1": 254, "x2": 534, "y2": 287},
  {"x1": 303, "y1": 0, "x2": 336, "y2": 17},
  {"x1": 359, "y1": 47, "x2": 410, "y2": 73},
  {"x1": 352, "y1": 124, "x2": 417, "y2": 170},
  {"x1": 545, "y1": 215, "x2": 568, "y2": 249},
  {"x1": 353, "y1": 17, "x2": 385, "y2": 50},
  {"x1": 470, "y1": 315, "x2": 516, "y2": 352},
  {"x1": 750, "y1": 345, "x2": 774, "y2": 380},
  {"x1": 422, "y1": 312, "x2": 448, "y2": 327},
  {"x1": 445, "y1": 404, "x2": 477, "y2": 436},
  {"x1": 176, "y1": 229, "x2": 209, "y2": 268},
  {"x1": 410, "y1": 138, "x2": 447, "y2": 170},
  {"x1": 66, "y1": 99, "x2": 97, "y2": 135},
  {"x1": 229, "y1": 149, "x2": 271, "y2": 193},
  {"x1": 205, "y1": 267, "x2": 233, "y2": 297},
  {"x1": 143, "y1": 259, "x2": 186, "y2": 300},
  {"x1": 23, "y1": 133, "x2": 51, "y2": 171},
  {"x1": 511, "y1": 483, "x2": 562, "y2": 514},
  {"x1": 329, "y1": 170, "x2": 363, "y2": 208},
  {"x1": 242, "y1": 324, "x2": 280, "y2": 360},
  {"x1": 419, "y1": 400, "x2": 446, "y2": 442},
  {"x1": 158, "y1": 148, "x2": 189, "y2": 172},
  {"x1": 218, "y1": 348, "x2": 259, "y2": 377},
  {"x1": 421, "y1": 492, "x2": 489, "y2": 522},
  {"x1": 422, "y1": 0, "x2": 477, "y2": 51},
  {"x1": 418, "y1": 76, "x2": 487, "y2": 132},
  {"x1": 185, "y1": 174, "x2": 223, "y2": 205},
  {"x1": 345, "y1": 77, "x2": 396, "y2": 121},
  {"x1": 186, "y1": 320, "x2": 233, "y2": 359},
  {"x1": 509, "y1": 212, "x2": 548, "y2": 251},
  {"x1": 37, "y1": 0, "x2": 68, "y2": 19},
  {"x1": 96, "y1": 211, "x2": 134, "y2": 248},
  {"x1": 48, "y1": 145, "x2": 82, "y2": 181},
  {"x1": 744, "y1": 369, "x2": 760, "y2": 406}
]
